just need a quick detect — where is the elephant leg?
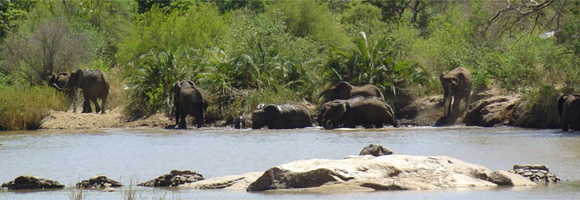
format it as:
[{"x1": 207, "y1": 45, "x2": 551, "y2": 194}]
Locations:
[
  {"x1": 100, "y1": 95, "x2": 107, "y2": 114},
  {"x1": 374, "y1": 123, "x2": 383, "y2": 128},
  {"x1": 464, "y1": 89, "x2": 471, "y2": 111},
  {"x1": 179, "y1": 112, "x2": 187, "y2": 129},
  {"x1": 82, "y1": 95, "x2": 92, "y2": 113},
  {"x1": 72, "y1": 93, "x2": 77, "y2": 113},
  {"x1": 175, "y1": 103, "x2": 181, "y2": 126},
  {"x1": 92, "y1": 98, "x2": 101, "y2": 113},
  {"x1": 195, "y1": 115, "x2": 203, "y2": 128},
  {"x1": 193, "y1": 105, "x2": 204, "y2": 128},
  {"x1": 453, "y1": 97, "x2": 461, "y2": 116}
]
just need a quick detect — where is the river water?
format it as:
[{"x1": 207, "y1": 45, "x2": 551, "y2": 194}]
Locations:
[{"x1": 1, "y1": 126, "x2": 580, "y2": 199}]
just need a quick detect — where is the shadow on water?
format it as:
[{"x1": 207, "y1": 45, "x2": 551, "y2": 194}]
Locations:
[{"x1": 2, "y1": 126, "x2": 580, "y2": 199}]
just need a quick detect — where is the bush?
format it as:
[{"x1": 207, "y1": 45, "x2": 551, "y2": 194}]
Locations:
[
  {"x1": 510, "y1": 85, "x2": 563, "y2": 128},
  {"x1": 0, "y1": 85, "x2": 66, "y2": 131}
]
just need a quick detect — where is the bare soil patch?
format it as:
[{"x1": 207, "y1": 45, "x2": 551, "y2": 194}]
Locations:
[{"x1": 40, "y1": 108, "x2": 173, "y2": 129}]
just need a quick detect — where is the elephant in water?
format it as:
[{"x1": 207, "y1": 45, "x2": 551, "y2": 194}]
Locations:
[
  {"x1": 319, "y1": 81, "x2": 384, "y2": 103},
  {"x1": 438, "y1": 67, "x2": 472, "y2": 125},
  {"x1": 252, "y1": 104, "x2": 315, "y2": 129},
  {"x1": 321, "y1": 96, "x2": 398, "y2": 129},
  {"x1": 174, "y1": 80, "x2": 208, "y2": 129},
  {"x1": 48, "y1": 72, "x2": 78, "y2": 112},
  {"x1": 558, "y1": 93, "x2": 580, "y2": 131},
  {"x1": 53, "y1": 69, "x2": 109, "y2": 114}
]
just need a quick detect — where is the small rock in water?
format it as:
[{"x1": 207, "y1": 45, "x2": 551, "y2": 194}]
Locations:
[
  {"x1": 76, "y1": 174, "x2": 122, "y2": 190},
  {"x1": 509, "y1": 164, "x2": 560, "y2": 183},
  {"x1": 138, "y1": 170, "x2": 204, "y2": 187},
  {"x1": 2, "y1": 175, "x2": 65, "y2": 190}
]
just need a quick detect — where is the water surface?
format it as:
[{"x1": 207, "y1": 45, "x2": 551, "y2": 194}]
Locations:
[{"x1": 1, "y1": 127, "x2": 580, "y2": 199}]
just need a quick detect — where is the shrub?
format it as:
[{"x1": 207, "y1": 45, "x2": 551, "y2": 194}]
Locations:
[
  {"x1": 0, "y1": 85, "x2": 66, "y2": 131},
  {"x1": 510, "y1": 85, "x2": 563, "y2": 128}
]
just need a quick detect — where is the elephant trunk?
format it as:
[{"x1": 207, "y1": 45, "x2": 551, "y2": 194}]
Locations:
[
  {"x1": 443, "y1": 96, "x2": 453, "y2": 117},
  {"x1": 317, "y1": 90, "x2": 329, "y2": 103}
]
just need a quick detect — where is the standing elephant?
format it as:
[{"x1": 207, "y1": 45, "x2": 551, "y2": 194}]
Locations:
[
  {"x1": 440, "y1": 67, "x2": 472, "y2": 122},
  {"x1": 48, "y1": 72, "x2": 78, "y2": 112},
  {"x1": 557, "y1": 93, "x2": 580, "y2": 131},
  {"x1": 321, "y1": 96, "x2": 398, "y2": 129},
  {"x1": 174, "y1": 80, "x2": 208, "y2": 129},
  {"x1": 319, "y1": 81, "x2": 384, "y2": 103},
  {"x1": 252, "y1": 104, "x2": 315, "y2": 129},
  {"x1": 53, "y1": 69, "x2": 109, "y2": 114}
]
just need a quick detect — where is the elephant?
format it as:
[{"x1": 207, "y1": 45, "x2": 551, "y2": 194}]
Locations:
[
  {"x1": 557, "y1": 93, "x2": 580, "y2": 131},
  {"x1": 439, "y1": 67, "x2": 472, "y2": 123},
  {"x1": 48, "y1": 72, "x2": 78, "y2": 112},
  {"x1": 321, "y1": 96, "x2": 398, "y2": 129},
  {"x1": 174, "y1": 80, "x2": 208, "y2": 129},
  {"x1": 252, "y1": 103, "x2": 315, "y2": 129},
  {"x1": 319, "y1": 81, "x2": 384, "y2": 103},
  {"x1": 53, "y1": 69, "x2": 110, "y2": 114}
]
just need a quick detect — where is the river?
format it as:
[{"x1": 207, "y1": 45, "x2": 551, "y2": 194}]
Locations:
[{"x1": 1, "y1": 126, "x2": 580, "y2": 199}]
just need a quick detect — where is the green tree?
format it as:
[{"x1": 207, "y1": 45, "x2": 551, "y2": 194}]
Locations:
[
  {"x1": 120, "y1": 3, "x2": 225, "y2": 118},
  {"x1": 266, "y1": 1, "x2": 349, "y2": 48},
  {"x1": 0, "y1": 0, "x2": 35, "y2": 43}
]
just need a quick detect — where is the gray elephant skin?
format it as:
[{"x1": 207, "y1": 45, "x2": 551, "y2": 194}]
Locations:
[
  {"x1": 252, "y1": 104, "x2": 315, "y2": 129},
  {"x1": 319, "y1": 81, "x2": 384, "y2": 102},
  {"x1": 558, "y1": 93, "x2": 580, "y2": 131},
  {"x1": 53, "y1": 69, "x2": 110, "y2": 114},
  {"x1": 321, "y1": 96, "x2": 398, "y2": 129},
  {"x1": 174, "y1": 80, "x2": 208, "y2": 129},
  {"x1": 49, "y1": 72, "x2": 78, "y2": 112},
  {"x1": 440, "y1": 67, "x2": 472, "y2": 121}
]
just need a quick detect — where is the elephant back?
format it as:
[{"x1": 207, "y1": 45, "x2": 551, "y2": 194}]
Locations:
[{"x1": 264, "y1": 104, "x2": 313, "y2": 129}]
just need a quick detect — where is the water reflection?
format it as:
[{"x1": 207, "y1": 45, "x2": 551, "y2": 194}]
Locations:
[{"x1": 1, "y1": 127, "x2": 580, "y2": 199}]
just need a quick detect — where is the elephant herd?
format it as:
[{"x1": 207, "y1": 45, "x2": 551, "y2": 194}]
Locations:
[
  {"x1": 49, "y1": 67, "x2": 580, "y2": 132},
  {"x1": 251, "y1": 81, "x2": 399, "y2": 130}
]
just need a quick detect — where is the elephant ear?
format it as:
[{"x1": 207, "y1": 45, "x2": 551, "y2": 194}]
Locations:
[
  {"x1": 74, "y1": 69, "x2": 85, "y2": 88},
  {"x1": 337, "y1": 81, "x2": 353, "y2": 99},
  {"x1": 329, "y1": 102, "x2": 347, "y2": 122},
  {"x1": 557, "y1": 93, "x2": 567, "y2": 119},
  {"x1": 439, "y1": 72, "x2": 447, "y2": 82},
  {"x1": 264, "y1": 105, "x2": 280, "y2": 118},
  {"x1": 174, "y1": 81, "x2": 182, "y2": 100}
]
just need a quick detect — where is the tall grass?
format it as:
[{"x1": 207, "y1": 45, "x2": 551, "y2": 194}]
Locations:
[{"x1": 0, "y1": 85, "x2": 66, "y2": 131}]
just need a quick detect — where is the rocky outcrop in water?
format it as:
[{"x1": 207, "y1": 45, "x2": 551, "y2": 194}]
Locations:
[
  {"x1": 464, "y1": 95, "x2": 520, "y2": 127},
  {"x1": 178, "y1": 145, "x2": 543, "y2": 192},
  {"x1": 76, "y1": 175, "x2": 122, "y2": 190},
  {"x1": 508, "y1": 164, "x2": 560, "y2": 183},
  {"x1": 138, "y1": 170, "x2": 204, "y2": 187},
  {"x1": 1, "y1": 175, "x2": 65, "y2": 190},
  {"x1": 246, "y1": 154, "x2": 510, "y2": 191}
]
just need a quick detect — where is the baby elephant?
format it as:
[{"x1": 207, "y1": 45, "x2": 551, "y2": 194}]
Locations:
[
  {"x1": 558, "y1": 93, "x2": 580, "y2": 131},
  {"x1": 252, "y1": 104, "x2": 315, "y2": 129},
  {"x1": 321, "y1": 96, "x2": 398, "y2": 129}
]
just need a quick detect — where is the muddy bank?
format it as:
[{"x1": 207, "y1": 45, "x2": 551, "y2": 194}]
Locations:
[{"x1": 40, "y1": 108, "x2": 173, "y2": 129}]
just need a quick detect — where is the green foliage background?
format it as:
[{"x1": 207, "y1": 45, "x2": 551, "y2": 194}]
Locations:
[{"x1": 0, "y1": 0, "x2": 579, "y2": 130}]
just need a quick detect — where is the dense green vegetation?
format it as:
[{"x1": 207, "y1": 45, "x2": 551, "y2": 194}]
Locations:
[{"x1": 1, "y1": 0, "x2": 579, "y2": 130}]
